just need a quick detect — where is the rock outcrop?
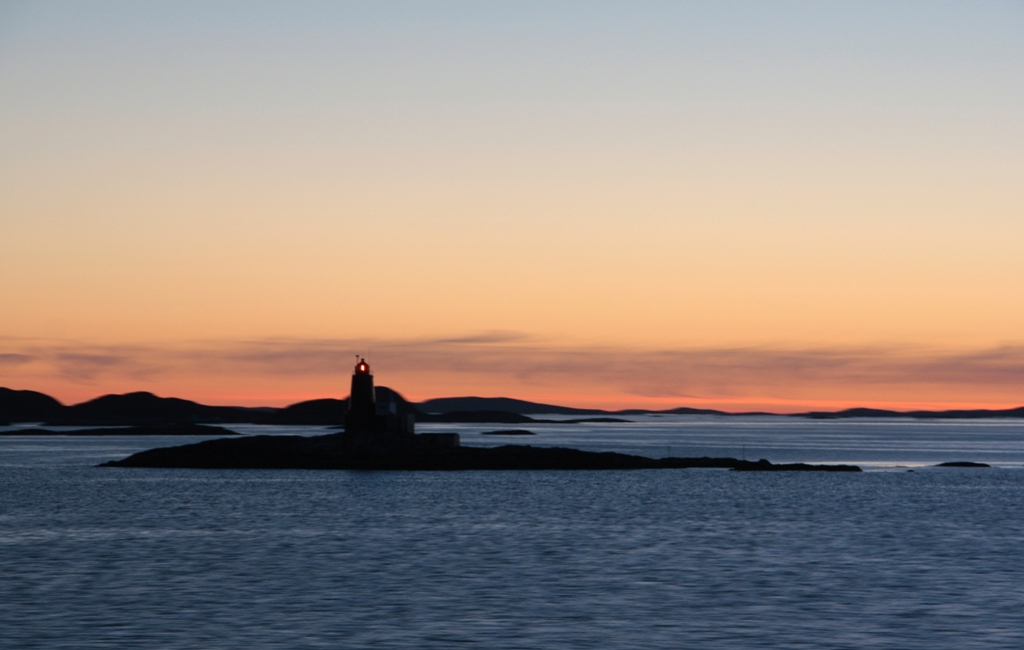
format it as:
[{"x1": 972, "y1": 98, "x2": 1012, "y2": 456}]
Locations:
[{"x1": 100, "y1": 433, "x2": 861, "y2": 472}]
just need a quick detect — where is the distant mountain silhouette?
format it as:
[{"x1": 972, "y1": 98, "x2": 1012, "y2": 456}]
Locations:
[
  {"x1": 418, "y1": 396, "x2": 744, "y2": 417},
  {"x1": 267, "y1": 398, "x2": 347, "y2": 425},
  {"x1": 266, "y1": 386, "x2": 415, "y2": 425},
  {"x1": 800, "y1": 407, "x2": 901, "y2": 419},
  {"x1": 45, "y1": 392, "x2": 270, "y2": 426},
  {"x1": 418, "y1": 396, "x2": 605, "y2": 415},
  {"x1": 0, "y1": 388, "x2": 65, "y2": 424},
  {"x1": 906, "y1": 407, "x2": 1024, "y2": 419},
  {"x1": 415, "y1": 397, "x2": 770, "y2": 417},
  {"x1": 799, "y1": 407, "x2": 1024, "y2": 419},
  {"x1": 622, "y1": 406, "x2": 732, "y2": 416},
  {"x1": 3, "y1": 386, "x2": 1023, "y2": 426}
]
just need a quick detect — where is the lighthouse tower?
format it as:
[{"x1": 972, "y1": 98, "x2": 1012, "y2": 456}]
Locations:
[
  {"x1": 345, "y1": 358, "x2": 376, "y2": 433},
  {"x1": 344, "y1": 358, "x2": 415, "y2": 436}
]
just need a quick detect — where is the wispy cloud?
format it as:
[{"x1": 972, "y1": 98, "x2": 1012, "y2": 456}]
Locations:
[
  {"x1": 428, "y1": 331, "x2": 530, "y2": 345},
  {"x1": 0, "y1": 353, "x2": 34, "y2": 366}
]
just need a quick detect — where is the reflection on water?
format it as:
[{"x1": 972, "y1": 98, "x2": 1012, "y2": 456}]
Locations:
[{"x1": 2, "y1": 419, "x2": 1024, "y2": 648}]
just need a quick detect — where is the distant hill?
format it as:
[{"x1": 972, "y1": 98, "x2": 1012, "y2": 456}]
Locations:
[
  {"x1": 417, "y1": 397, "x2": 753, "y2": 417},
  {"x1": 1, "y1": 385, "x2": 420, "y2": 426},
  {"x1": 626, "y1": 406, "x2": 732, "y2": 416},
  {"x1": 265, "y1": 386, "x2": 415, "y2": 425},
  {"x1": 799, "y1": 406, "x2": 1024, "y2": 419},
  {"x1": 45, "y1": 392, "x2": 270, "y2": 426},
  {"x1": 418, "y1": 396, "x2": 605, "y2": 415},
  {"x1": 799, "y1": 407, "x2": 899, "y2": 419},
  {"x1": 0, "y1": 388, "x2": 65, "y2": 423},
  {"x1": 3, "y1": 386, "x2": 1022, "y2": 425},
  {"x1": 906, "y1": 407, "x2": 1024, "y2": 419},
  {"x1": 268, "y1": 398, "x2": 347, "y2": 425}
]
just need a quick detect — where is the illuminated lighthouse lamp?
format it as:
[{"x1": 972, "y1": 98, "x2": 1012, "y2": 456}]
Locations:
[
  {"x1": 344, "y1": 357, "x2": 415, "y2": 436},
  {"x1": 342, "y1": 356, "x2": 459, "y2": 447}
]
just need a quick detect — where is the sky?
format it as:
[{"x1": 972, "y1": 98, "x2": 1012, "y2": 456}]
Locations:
[{"x1": 1, "y1": 1, "x2": 1023, "y2": 411}]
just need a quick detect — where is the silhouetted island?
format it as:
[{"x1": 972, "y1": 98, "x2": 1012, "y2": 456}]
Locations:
[
  {"x1": 799, "y1": 406, "x2": 1024, "y2": 420},
  {"x1": 935, "y1": 461, "x2": 991, "y2": 468},
  {"x1": 481, "y1": 429, "x2": 536, "y2": 436},
  {"x1": 100, "y1": 359, "x2": 859, "y2": 473},
  {"x1": 100, "y1": 431, "x2": 860, "y2": 471}
]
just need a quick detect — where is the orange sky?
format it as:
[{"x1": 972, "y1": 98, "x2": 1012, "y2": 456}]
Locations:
[{"x1": 2, "y1": 3, "x2": 1023, "y2": 411}]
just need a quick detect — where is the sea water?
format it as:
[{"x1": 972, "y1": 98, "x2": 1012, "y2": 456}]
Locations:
[{"x1": 2, "y1": 417, "x2": 1023, "y2": 648}]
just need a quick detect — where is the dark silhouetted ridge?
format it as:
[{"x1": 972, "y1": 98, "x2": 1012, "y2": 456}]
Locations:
[
  {"x1": 418, "y1": 396, "x2": 605, "y2": 415},
  {"x1": 46, "y1": 391, "x2": 269, "y2": 426},
  {"x1": 5, "y1": 386, "x2": 1022, "y2": 426},
  {"x1": 801, "y1": 408, "x2": 903, "y2": 419},
  {"x1": 0, "y1": 388, "x2": 65, "y2": 423},
  {"x1": 268, "y1": 398, "x2": 347, "y2": 425},
  {"x1": 418, "y1": 397, "x2": 747, "y2": 417},
  {"x1": 799, "y1": 406, "x2": 1024, "y2": 419},
  {"x1": 660, "y1": 406, "x2": 734, "y2": 415}
]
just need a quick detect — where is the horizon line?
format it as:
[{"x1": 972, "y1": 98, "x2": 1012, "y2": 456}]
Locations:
[{"x1": 4, "y1": 385, "x2": 1023, "y2": 417}]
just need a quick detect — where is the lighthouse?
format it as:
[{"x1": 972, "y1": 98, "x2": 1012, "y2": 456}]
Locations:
[
  {"x1": 346, "y1": 357, "x2": 375, "y2": 431},
  {"x1": 344, "y1": 358, "x2": 415, "y2": 436}
]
